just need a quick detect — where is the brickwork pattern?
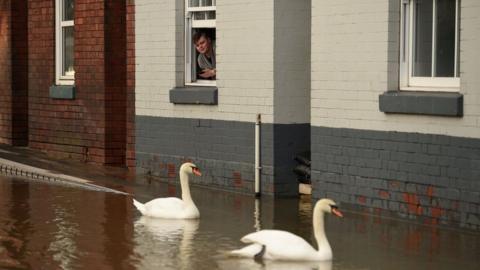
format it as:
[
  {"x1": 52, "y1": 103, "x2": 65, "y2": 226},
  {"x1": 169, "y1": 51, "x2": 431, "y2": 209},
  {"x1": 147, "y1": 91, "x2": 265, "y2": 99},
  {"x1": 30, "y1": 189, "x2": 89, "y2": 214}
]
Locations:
[
  {"x1": 27, "y1": 0, "x2": 129, "y2": 166},
  {"x1": 0, "y1": 0, "x2": 12, "y2": 144},
  {"x1": 126, "y1": 0, "x2": 135, "y2": 168},
  {"x1": 11, "y1": 0, "x2": 28, "y2": 146},
  {"x1": 136, "y1": 116, "x2": 287, "y2": 195},
  {"x1": 311, "y1": 0, "x2": 480, "y2": 139},
  {"x1": 136, "y1": 116, "x2": 310, "y2": 196},
  {"x1": 104, "y1": 0, "x2": 127, "y2": 165},
  {"x1": 312, "y1": 127, "x2": 480, "y2": 230},
  {"x1": 135, "y1": 0, "x2": 275, "y2": 123}
]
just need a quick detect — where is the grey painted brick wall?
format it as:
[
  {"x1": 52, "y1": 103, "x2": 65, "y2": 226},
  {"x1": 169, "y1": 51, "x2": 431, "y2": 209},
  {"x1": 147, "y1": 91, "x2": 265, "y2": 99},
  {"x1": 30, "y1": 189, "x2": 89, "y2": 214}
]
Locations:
[
  {"x1": 136, "y1": 116, "x2": 310, "y2": 196},
  {"x1": 312, "y1": 126, "x2": 480, "y2": 230}
]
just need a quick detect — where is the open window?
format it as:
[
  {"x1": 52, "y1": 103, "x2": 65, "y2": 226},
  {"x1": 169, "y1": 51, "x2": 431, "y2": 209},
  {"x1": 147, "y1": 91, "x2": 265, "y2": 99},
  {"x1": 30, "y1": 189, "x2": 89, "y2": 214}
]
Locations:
[
  {"x1": 55, "y1": 0, "x2": 75, "y2": 85},
  {"x1": 185, "y1": 0, "x2": 216, "y2": 86},
  {"x1": 400, "y1": 0, "x2": 460, "y2": 91}
]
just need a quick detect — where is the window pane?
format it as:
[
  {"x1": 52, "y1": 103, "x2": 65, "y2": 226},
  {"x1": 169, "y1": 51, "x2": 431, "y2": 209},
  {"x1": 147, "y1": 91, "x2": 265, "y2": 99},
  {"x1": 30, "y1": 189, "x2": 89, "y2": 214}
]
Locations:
[
  {"x1": 63, "y1": 0, "x2": 74, "y2": 21},
  {"x1": 194, "y1": 12, "x2": 206, "y2": 20},
  {"x1": 206, "y1": 11, "x2": 215, "y2": 20},
  {"x1": 63, "y1": 26, "x2": 74, "y2": 76},
  {"x1": 413, "y1": 0, "x2": 433, "y2": 77},
  {"x1": 435, "y1": 0, "x2": 456, "y2": 77},
  {"x1": 189, "y1": 0, "x2": 199, "y2": 7}
]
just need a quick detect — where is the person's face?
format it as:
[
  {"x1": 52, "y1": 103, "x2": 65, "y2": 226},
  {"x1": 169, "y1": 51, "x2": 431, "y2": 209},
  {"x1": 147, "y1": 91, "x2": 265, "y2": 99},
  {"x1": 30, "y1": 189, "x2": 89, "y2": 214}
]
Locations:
[{"x1": 194, "y1": 35, "x2": 211, "y2": 54}]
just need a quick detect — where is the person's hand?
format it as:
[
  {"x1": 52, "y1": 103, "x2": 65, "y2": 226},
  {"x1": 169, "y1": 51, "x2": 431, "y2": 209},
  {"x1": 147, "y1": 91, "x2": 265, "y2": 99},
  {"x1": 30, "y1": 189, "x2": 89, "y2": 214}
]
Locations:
[{"x1": 199, "y1": 68, "x2": 216, "y2": 79}]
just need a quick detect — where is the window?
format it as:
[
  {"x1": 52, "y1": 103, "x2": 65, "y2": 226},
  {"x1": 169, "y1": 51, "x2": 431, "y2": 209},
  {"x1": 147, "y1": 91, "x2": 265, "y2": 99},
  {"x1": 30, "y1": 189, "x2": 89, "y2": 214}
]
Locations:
[
  {"x1": 55, "y1": 0, "x2": 74, "y2": 85},
  {"x1": 185, "y1": 0, "x2": 216, "y2": 86},
  {"x1": 400, "y1": 0, "x2": 460, "y2": 90}
]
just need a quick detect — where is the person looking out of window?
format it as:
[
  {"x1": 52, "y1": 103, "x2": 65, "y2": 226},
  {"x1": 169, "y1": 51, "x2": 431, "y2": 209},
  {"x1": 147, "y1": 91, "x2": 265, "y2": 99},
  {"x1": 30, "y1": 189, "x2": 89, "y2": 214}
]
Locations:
[{"x1": 193, "y1": 31, "x2": 216, "y2": 80}]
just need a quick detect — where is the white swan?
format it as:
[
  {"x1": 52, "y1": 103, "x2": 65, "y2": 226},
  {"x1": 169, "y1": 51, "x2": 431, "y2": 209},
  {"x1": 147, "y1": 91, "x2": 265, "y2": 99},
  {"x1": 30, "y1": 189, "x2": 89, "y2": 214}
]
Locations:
[
  {"x1": 133, "y1": 162, "x2": 201, "y2": 219},
  {"x1": 229, "y1": 198, "x2": 343, "y2": 261}
]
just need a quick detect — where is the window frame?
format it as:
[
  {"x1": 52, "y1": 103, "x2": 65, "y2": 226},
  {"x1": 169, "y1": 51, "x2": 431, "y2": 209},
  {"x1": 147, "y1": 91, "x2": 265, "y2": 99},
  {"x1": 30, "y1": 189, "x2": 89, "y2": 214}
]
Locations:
[
  {"x1": 184, "y1": 0, "x2": 216, "y2": 87},
  {"x1": 400, "y1": 0, "x2": 460, "y2": 91},
  {"x1": 55, "y1": 0, "x2": 75, "y2": 85}
]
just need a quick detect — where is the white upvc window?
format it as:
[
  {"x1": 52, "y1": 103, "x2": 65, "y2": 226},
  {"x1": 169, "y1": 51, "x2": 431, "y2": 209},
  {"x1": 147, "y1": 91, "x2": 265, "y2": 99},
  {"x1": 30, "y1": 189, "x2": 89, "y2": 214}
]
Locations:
[
  {"x1": 400, "y1": 0, "x2": 460, "y2": 91},
  {"x1": 55, "y1": 0, "x2": 75, "y2": 85},
  {"x1": 185, "y1": 0, "x2": 216, "y2": 86}
]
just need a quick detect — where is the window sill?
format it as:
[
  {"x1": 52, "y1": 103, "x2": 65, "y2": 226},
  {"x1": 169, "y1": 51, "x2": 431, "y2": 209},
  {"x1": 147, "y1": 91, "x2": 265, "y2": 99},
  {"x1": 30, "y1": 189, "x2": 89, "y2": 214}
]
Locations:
[
  {"x1": 379, "y1": 90, "x2": 463, "y2": 117},
  {"x1": 169, "y1": 86, "x2": 218, "y2": 105},
  {"x1": 49, "y1": 85, "x2": 75, "y2": 99}
]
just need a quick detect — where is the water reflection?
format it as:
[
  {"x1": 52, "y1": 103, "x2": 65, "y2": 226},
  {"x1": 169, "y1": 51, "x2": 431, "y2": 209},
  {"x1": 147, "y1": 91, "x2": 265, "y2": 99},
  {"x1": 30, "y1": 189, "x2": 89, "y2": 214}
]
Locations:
[
  {"x1": 48, "y1": 206, "x2": 79, "y2": 270},
  {"x1": 216, "y1": 258, "x2": 332, "y2": 270},
  {"x1": 133, "y1": 217, "x2": 199, "y2": 270},
  {"x1": 1, "y1": 174, "x2": 479, "y2": 270}
]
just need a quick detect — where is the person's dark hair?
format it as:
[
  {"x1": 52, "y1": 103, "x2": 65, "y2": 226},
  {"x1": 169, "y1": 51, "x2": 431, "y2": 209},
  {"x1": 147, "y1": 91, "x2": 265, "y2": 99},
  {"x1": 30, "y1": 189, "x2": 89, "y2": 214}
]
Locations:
[{"x1": 193, "y1": 31, "x2": 209, "y2": 44}]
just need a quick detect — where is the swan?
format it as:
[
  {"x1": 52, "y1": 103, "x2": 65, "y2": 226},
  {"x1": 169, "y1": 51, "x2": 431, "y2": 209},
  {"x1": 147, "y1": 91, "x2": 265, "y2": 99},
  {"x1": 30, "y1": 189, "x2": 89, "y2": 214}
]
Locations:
[
  {"x1": 229, "y1": 198, "x2": 343, "y2": 261},
  {"x1": 133, "y1": 162, "x2": 201, "y2": 219}
]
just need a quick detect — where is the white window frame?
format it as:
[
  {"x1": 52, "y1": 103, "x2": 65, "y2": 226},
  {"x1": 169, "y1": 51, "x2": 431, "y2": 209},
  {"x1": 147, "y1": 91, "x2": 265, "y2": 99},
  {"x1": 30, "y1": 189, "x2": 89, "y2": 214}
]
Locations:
[
  {"x1": 400, "y1": 0, "x2": 460, "y2": 91},
  {"x1": 185, "y1": 0, "x2": 216, "y2": 86},
  {"x1": 55, "y1": 0, "x2": 74, "y2": 85}
]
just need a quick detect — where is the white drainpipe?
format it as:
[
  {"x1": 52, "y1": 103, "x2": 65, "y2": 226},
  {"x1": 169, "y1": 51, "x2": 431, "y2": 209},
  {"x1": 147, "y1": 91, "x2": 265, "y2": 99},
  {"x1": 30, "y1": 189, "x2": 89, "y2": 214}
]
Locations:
[{"x1": 255, "y1": 114, "x2": 262, "y2": 197}]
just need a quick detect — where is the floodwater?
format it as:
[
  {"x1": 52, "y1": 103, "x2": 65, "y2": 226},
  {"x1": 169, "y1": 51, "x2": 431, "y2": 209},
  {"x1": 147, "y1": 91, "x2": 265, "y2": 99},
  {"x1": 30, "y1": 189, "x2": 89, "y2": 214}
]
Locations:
[{"x1": 0, "y1": 175, "x2": 479, "y2": 270}]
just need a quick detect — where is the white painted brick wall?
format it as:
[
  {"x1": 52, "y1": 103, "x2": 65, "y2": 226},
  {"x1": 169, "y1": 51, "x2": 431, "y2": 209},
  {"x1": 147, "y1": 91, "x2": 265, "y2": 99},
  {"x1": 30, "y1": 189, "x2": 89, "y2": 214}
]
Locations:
[
  {"x1": 135, "y1": 0, "x2": 275, "y2": 123},
  {"x1": 311, "y1": 0, "x2": 480, "y2": 139}
]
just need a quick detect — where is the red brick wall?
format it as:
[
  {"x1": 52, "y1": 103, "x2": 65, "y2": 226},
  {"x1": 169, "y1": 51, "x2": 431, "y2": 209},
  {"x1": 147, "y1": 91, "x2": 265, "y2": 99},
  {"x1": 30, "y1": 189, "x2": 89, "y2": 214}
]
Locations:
[
  {"x1": 28, "y1": 0, "x2": 82, "y2": 159},
  {"x1": 126, "y1": 0, "x2": 135, "y2": 169},
  {"x1": 104, "y1": 0, "x2": 126, "y2": 165},
  {"x1": 0, "y1": 0, "x2": 12, "y2": 145},
  {"x1": 27, "y1": 0, "x2": 130, "y2": 166},
  {"x1": 11, "y1": 0, "x2": 28, "y2": 146}
]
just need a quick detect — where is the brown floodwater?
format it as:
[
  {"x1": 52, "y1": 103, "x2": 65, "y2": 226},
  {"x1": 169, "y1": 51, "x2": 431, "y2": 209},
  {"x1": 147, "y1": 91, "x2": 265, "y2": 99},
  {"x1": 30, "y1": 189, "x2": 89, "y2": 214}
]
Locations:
[{"x1": 0, "y1": 174, "x2": 479, "y2": 270}]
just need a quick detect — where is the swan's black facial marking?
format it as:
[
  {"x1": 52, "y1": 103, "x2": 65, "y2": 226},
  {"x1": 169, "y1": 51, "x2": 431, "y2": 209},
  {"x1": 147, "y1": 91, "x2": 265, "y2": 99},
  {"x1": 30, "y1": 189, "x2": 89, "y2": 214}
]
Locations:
[
  {"x1": 254, "y1": 245, "x2": 266, "y2": 262},
  {"x1": 191, "y1": 165, "x2": 202, "y2": 176},
  {"x1": 329, "y1": 204, "x2": 343, "y2": 217}
]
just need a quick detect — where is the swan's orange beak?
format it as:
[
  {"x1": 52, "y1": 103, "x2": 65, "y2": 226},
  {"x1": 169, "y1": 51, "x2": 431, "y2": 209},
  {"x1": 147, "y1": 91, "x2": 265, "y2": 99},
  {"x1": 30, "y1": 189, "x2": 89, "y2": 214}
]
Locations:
[
  {"x1": 331, "y1": 208, "x2": 343, "y2": 218},
  {"x1": 192, "y1": 167, "x2": 202, "y2": 176}
]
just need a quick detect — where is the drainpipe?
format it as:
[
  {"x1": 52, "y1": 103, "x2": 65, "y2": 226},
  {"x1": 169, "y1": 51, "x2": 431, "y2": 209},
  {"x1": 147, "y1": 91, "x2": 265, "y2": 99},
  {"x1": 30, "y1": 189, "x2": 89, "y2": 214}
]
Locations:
[{"x1": 255, "y1": 114, "x2": 262, "y2": 197}]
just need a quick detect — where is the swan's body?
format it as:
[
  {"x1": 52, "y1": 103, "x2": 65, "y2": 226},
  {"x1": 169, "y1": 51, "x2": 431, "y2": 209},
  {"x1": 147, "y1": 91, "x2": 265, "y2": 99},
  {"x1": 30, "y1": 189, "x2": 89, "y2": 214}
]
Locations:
[
  {"x1": 133, "y1": 162, "x2": 201, "y2": 219},
  {"x1": 230, "y1": 198, "x2": 342, "y2": 261}
]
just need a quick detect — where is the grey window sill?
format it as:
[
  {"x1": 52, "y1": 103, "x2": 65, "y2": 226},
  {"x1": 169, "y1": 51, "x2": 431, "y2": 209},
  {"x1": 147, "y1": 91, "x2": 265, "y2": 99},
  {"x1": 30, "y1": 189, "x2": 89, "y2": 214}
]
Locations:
[
  {"x1": 50, "y1": 85, "x2": 75, "y2": 99},
  {"x1": 379, "y1": 90, "x2": 463, "y2": 117},
  {"x1": 170, "y1": 86, "x2": 218, "y2": 105}
]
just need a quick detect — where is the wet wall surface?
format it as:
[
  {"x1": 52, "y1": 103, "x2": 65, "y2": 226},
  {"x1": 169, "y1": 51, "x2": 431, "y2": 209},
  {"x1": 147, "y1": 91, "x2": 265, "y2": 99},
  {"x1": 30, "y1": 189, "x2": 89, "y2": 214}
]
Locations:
[{"x1": 0, "y1": 174, "x2": 479, "y2": 270}]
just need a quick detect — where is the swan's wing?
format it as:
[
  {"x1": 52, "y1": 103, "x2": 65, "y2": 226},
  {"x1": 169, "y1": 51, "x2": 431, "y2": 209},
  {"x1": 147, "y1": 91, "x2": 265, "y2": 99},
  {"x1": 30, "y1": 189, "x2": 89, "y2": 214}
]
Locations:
[
  {"x1": 143, "y1": 197, "x2": 186, "y2": 218},
  {"x1": 240, "y1": 230, "x2": 318, "y2": 260},
  {"x1": 229, "y1": 243, "x2": 264, "y2": 258}
]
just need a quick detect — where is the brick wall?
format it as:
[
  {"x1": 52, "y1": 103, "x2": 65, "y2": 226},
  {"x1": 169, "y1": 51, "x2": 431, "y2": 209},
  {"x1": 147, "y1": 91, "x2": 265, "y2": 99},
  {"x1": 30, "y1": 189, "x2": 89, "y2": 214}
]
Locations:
[
  {"x1": 312, "y1": 127, "x2": 480, "y2": 230},
  {"x1": 27, "y1": 0, "x2": 129, "y2": 166},
  {"x1": 135, "y1": 0, "x2": 275, "y2": 123},
  {"x1": 0, "y1": 0, "x2": 12, "y2": 145},
  {"x1": 11, "y1": 0, "x2": 28, "y2": 146},
  {"x1": 126, "y1": 0, "x2": 135, "y2": 169},
  {"x1": 104, "y1": 0, "x2": 127, "y2": 165},
  {"x1": 311, "y1": 0, "x2": 479, "y2": 138}
]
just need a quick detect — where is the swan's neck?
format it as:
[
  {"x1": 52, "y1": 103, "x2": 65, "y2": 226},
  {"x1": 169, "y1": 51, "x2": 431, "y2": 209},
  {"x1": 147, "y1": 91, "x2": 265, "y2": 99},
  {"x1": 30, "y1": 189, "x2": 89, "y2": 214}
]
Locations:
[
  {"x1": 313, "y1": 205, "x2": 331, "y2": 253},
  {"x1": 179, "y1": 171, "x2": 194, "y2": 204}
]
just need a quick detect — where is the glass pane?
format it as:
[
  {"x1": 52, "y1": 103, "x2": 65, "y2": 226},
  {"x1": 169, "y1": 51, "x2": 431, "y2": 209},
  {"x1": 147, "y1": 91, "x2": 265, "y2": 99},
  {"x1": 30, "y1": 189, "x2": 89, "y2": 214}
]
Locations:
[
  {"x1": 190, "y1": 0, "x2": 199, "y2": 7},
  {"x1": 204, "y1": 0, "x2": 212, "y2": 6},
  {"x1": 413, "y1": 0, "x2": 433, "y2": 77},
  {"x1": 194, "y1": 12, "x2": 206, "y2": 20},
  {"x1": 206, "y1": 11, "x2": 215, "y2": 20},
  {"x1": 63, "y1": 26, "x2": 74, "y2": 76},
  {"x1": 435, "y1": 0, "x2": 456, "y2": 77},
  {"x1": 63, "y1": 0, "x2": 74, "y2": 21}
]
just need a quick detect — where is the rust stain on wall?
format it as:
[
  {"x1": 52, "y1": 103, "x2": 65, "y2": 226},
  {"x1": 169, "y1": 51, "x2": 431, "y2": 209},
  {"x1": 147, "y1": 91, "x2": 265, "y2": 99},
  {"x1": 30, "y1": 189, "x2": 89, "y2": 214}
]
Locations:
[
  {"x1": 403, "y1": 193, "x2": 423, "y2": 215},
  {"x1": 167, "y1": 163, "x2": 176, "y2": 178},
  {"x1": 233, "y1": 172, "x2": 243, "y2": 187}
]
